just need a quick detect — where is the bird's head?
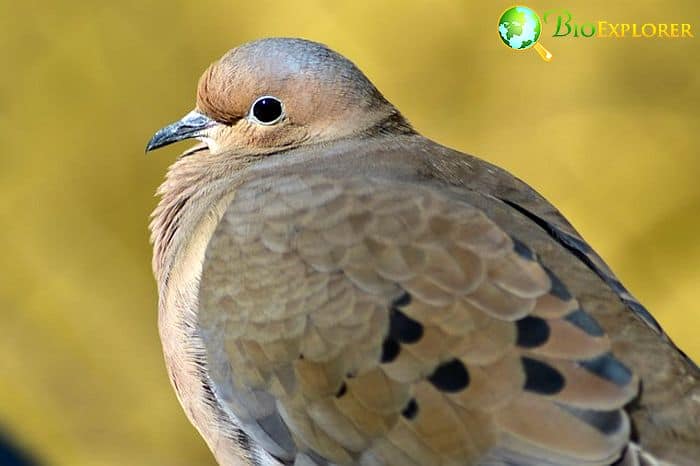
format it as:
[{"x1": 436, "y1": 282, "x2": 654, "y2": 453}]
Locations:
[{"x1": 146, "y1": 38, "x2": 410, "y2": 156}]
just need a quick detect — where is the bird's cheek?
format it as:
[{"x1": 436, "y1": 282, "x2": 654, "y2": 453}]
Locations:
[
  {"x1": 245, "y1": 124, "x2": 302, "y2": 150},
  {"x1": 197, "y1": 135, "x2": 222, "y2": 154},
  {"x1": 200, "y1": 125, "x2": 245, "y2": 154}
]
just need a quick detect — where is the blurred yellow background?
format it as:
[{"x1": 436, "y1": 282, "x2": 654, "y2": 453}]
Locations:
[{"x1": 1, "y1": 1, "x2": 698, "y2": 465}]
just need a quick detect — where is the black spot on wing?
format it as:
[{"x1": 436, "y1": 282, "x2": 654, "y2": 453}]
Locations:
[
  {"x1": 512, "y1": 237, "x2": 536, "y2": 261},
  {"x1": 392, "y1": 292, "x2": 411, "y2": 308},
  {"x1": 516, "y1": 316, "x2": 550, "y2": 348},
  {"x1": 380, "y1": 337, "x2": 400, "y2": 363},
  {"x1": 565, "y1": 309, "x2": 605, "y2": 337},
  {"x1": 589, "y1": 410, "x2": 624, "y2": 435},
  {"x1": 499, "y1": 199, "x2": 663, "y2": 334},
  {"x1": 335, "y1": 382, "x2": 347, "y2": 398},
  {"x1": 428, "y1": 359, "x2": 470, "y2": 392},
  {"x1": 559, "y1": 405, "x2": 625, "y2": 436},
  {"x1": 401, "y1": 398, "x2": 419, "y2": 420},
  {"x1": 580, "y1": 353, "x2": 633, "y2": 387},
  {"x1": 522, "y1": 357, "x2": 565, "y2": 395},
  {"x1": 389, "y1": 309, "x2": 423, "y2": 344},
  {"x1": 543, "y1": 266, "x2": 572, "y2": 300}
]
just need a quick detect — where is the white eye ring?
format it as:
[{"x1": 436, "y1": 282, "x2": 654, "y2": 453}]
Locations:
[{"x1": 248, "y1": 95, "x2": 285, "y2": 125}]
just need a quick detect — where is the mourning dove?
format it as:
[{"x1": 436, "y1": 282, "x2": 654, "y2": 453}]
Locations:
[{"x1": 146, "y1": 38, "x2": 699, "y2": 466}]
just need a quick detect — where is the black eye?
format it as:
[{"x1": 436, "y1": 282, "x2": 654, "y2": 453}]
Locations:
[{"x1": 250, "y1": 96, "x2": 284, "y2": 125}]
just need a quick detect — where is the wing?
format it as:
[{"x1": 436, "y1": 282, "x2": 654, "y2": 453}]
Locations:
[{"x1": 198, "y1": 172, "x2": 639, "y2": 466}]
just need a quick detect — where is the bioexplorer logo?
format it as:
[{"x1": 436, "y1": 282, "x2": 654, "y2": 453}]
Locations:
[
  {"x1": 498, "y1": 6, "x2": 694, "y2": 62},
  {"x1": 498, "y1": 6, "x2": 553, "y2": 61}
]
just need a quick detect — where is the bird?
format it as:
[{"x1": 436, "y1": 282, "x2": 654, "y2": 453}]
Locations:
[{"x1": 146, "y1": 38, "x2": 699, "y2": 466}]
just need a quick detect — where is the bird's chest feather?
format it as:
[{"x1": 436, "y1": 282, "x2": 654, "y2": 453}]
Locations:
[{"x1": 157, "y1": 190, "x2": 263, "y2": 465}]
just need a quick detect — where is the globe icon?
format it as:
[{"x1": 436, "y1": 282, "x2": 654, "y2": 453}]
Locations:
[
  {"x1": 498, "y1": 6, "x2": 553, "y2": 61},
  {"x1": 498, "y1": 6, "x2": 541, "y2": 50}
]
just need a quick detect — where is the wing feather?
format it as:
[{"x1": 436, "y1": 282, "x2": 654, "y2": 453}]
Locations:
[{"x1": 199, "y1": 173, "x2": 638, "y2": 465}]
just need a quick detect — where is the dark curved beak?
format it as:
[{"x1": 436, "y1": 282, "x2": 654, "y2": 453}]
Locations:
[{"x1": 145, "y1": 110, "x2": 216, "y2": 152}]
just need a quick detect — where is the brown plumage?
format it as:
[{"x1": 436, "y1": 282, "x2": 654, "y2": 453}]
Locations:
[{"x1": 146, "y1": 38, "x2": 699, "y2": 466}]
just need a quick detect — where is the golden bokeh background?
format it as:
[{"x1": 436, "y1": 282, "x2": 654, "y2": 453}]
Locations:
[{"x1": 1, "y1": 1, "x2": 698, "y2": 464}]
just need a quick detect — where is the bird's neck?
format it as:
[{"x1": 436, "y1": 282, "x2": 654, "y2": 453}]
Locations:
[
  {"x1": 149, "y1": 150, "x2": 254, "y2": 291},
  {"x1": 149, "y1": 114, "x2": 413, "y2": 289}
]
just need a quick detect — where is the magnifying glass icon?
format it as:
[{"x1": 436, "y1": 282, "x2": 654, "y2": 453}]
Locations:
[{"x1": 499, "y1": 6, "x2": 553, "y2": 62}]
